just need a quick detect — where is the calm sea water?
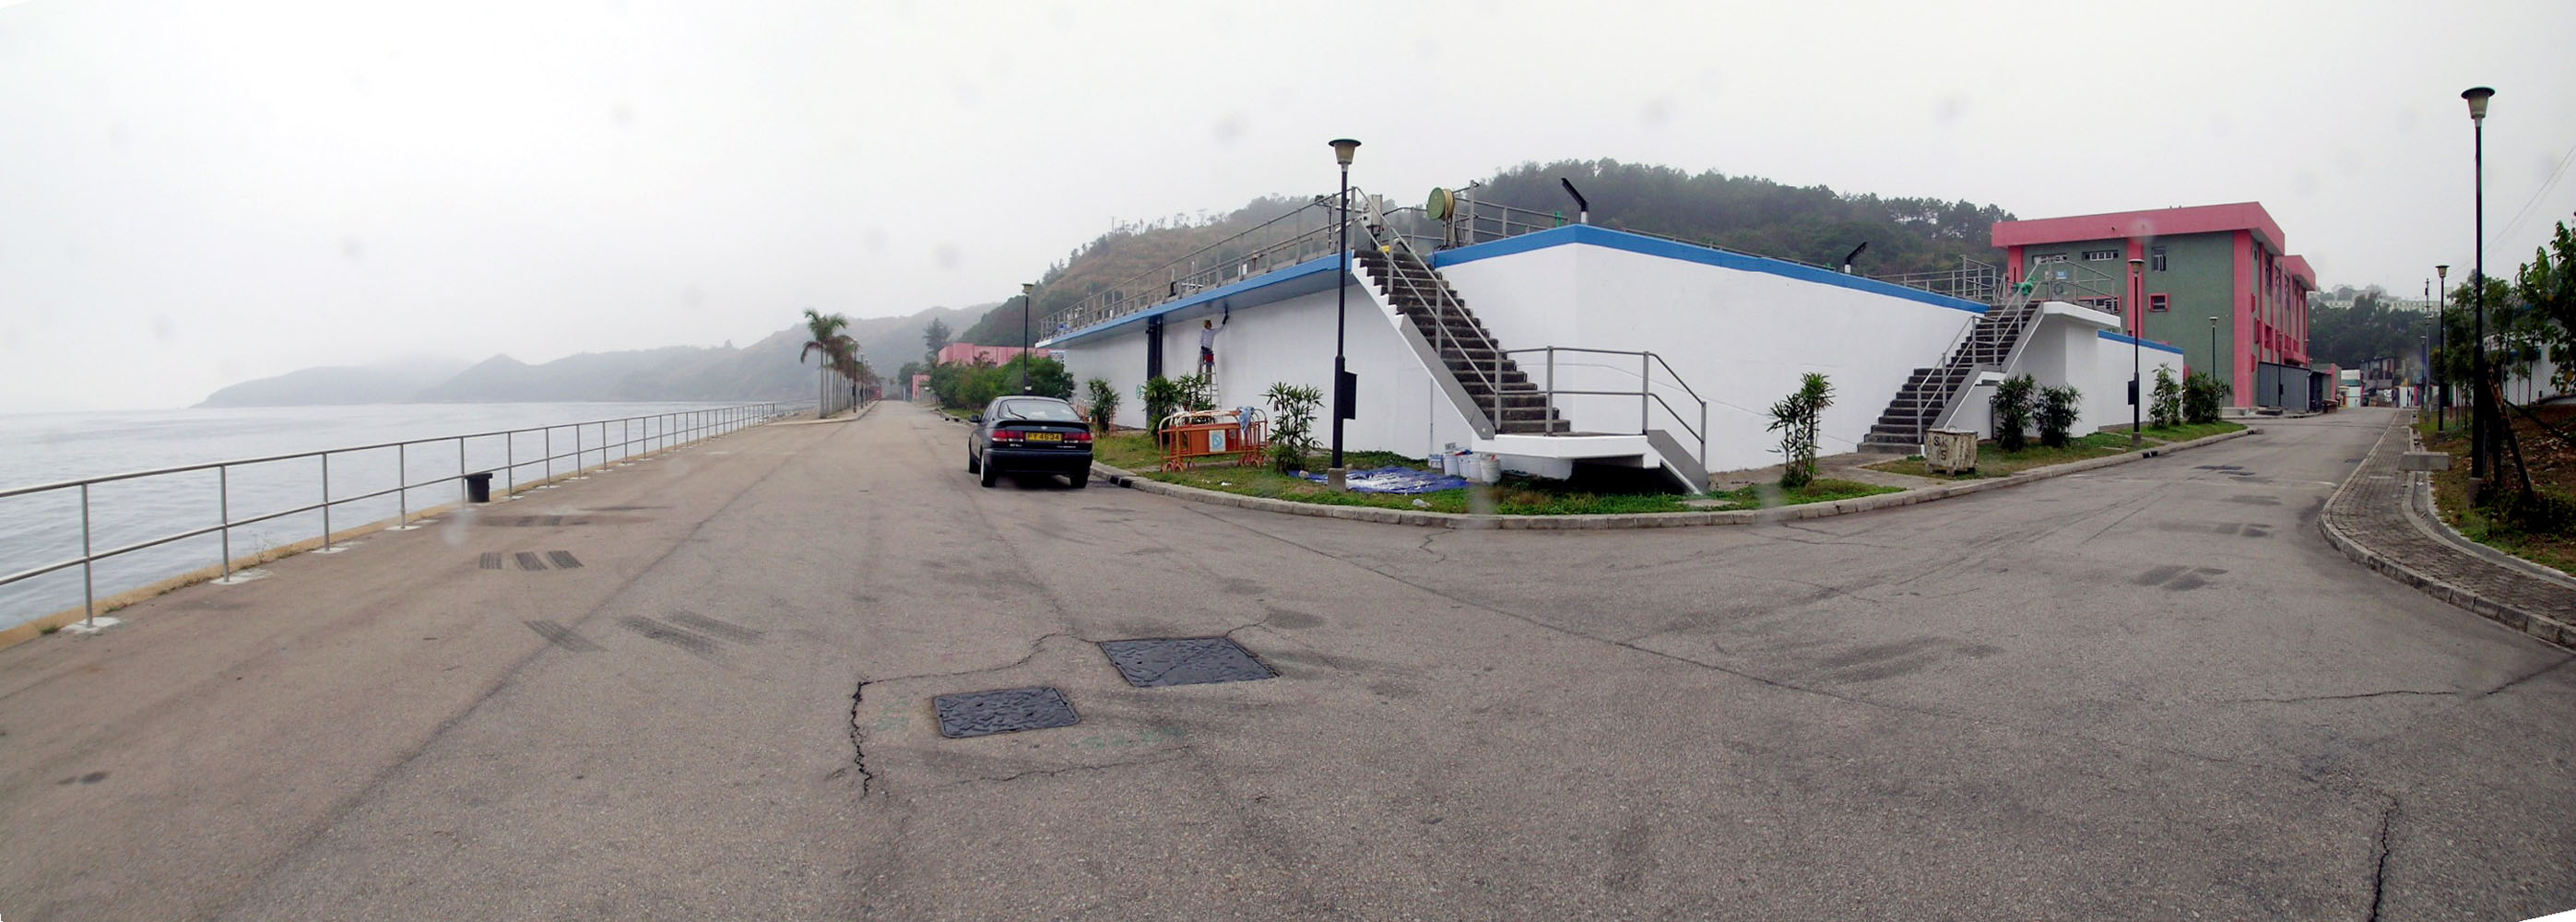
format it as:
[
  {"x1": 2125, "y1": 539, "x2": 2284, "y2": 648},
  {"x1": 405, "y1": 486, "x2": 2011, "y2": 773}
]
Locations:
[{"x1": 0, "y1": 402, "x2": 777, "y2": 630}]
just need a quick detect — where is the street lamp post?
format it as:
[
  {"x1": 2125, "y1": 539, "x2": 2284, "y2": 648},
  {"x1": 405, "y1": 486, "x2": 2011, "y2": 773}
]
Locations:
[
  {"x1": 2129, "y1": 257, "x2": 2145, "y2": 446},
  {"x1": 2463, "y1": 86, "x2": 2494, "y2": 483},
  {"x1": 1021, "y1": 282, "x2": 1036, "y2": 394},
  {"x1": 2420, "y1": 334, "x2": 2430, "y2": 409},
  {"x1": 2436, "y1": 264, "x2": 2449, "y2": 430},
  {"x1": 2208, "y1": 315, "x2": 2218, "y2": 392},
  {"x1": 1328, "y1": 138, "x2": 1360, "y2": 484}
]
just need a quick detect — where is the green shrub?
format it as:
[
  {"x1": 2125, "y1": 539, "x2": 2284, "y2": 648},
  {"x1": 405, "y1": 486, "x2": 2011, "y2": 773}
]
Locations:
[
  {"x1": 1084, "y1": 378, "x2": 1120, "y2": 434},
  {"x1": 1140, "y1": 376, "x2": 1183, "y2": 443},
  {"x1": 1991, "y1": 374, "x2": 2036, "y2": 452},
  {"x1": 1766, "y1": 372, "x2": 1833, "y2": 489},
  {"x1": 2038, "y1": 384, "x2": 2082, "y2": 448},
  {"x1": 2183, "y1": 372, "x2": 2226, "y2": 424},
  {"x1": 1175, "y1": 371, "x2": 1217, "y2": 412},
  {"x1": 1263, "y1": 382, "x2": 1323, "y2": 472},
  {"x1": 2150, "y1": 367, "x2": 2182, "y2": 429}
]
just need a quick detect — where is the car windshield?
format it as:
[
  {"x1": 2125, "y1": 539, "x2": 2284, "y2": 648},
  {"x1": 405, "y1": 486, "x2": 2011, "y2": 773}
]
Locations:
[{"x1": 998, "y1": 400, "x2": 1081, "y2": 422}]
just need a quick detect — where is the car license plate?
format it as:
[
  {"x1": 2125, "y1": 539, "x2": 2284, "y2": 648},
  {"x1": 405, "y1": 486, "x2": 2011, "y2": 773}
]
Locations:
[{"x1": 1024, "y1": 431, "x2": 1061, "y2": 442}]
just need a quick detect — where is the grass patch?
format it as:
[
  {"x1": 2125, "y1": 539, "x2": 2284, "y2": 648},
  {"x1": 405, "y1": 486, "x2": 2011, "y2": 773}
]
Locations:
[
  {"x1": 1095, "y1": 432, "x2": 1890, "y2": 516},
  {"x1": 2425, "y1": 406, "x2": 2576, "y2": 574},
  {"x1": 2136, "y1": 420, "x2": 2246, "y2": 443},
  {"x1": 1695, "y1": 478, "x2": 1901, "y2": 511},
  {"x1": 1869, "y1": 423, "x2": 2246, "y2": 479}
]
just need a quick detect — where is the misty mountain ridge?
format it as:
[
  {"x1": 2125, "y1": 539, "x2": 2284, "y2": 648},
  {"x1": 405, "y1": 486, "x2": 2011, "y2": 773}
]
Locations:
[{"x1": 197, "y1": 305, "x2": 984, "y2": 407}]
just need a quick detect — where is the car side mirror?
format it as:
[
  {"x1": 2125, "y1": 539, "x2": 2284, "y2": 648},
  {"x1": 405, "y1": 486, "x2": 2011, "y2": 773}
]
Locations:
[{"x1": 969, "y1": 414, "x2": 983, "y2": 423}]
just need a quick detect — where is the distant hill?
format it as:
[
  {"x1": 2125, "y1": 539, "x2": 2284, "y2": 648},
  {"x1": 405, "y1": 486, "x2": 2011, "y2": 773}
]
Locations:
[
  {"x1": 196, "y1": 358, "x2": 469, "y2": 408},
  {"x1": 949, "y1": 159, "x2": 2014, "y2": 344},
  {"x1": 197, "y1": 305, "x2": 983, "y2": 407}
]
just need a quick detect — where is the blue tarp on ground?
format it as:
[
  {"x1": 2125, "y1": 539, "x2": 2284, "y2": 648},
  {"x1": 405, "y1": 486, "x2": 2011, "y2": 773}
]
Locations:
[{"x1": 1292, "y1": 466, "x2": 1473, "y2": 494}]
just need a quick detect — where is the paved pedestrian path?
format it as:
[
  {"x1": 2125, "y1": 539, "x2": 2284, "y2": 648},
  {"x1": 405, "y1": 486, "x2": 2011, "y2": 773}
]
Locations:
[{"x1": 2321, "y1": 415, "x2": 2576, "y2": 648}]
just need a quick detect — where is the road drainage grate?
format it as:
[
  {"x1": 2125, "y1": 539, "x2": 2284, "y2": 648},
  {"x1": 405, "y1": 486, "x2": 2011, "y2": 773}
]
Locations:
[
  {"x1": 547, "y1": 550, "x2": 583, "y2": 569},
  {"x1": 1098, "y1": 637, "x2": 1277, "y2": 688},
  {"x1": 514, "y1": 551, "x2": 548, "y2": 571},
  {"x1": 933, "y1": 687, "x2": 1080, "y2": 739},
  {"x1": 2193, "y1": 465, "x2": 2244, "y2": 471},
  {"x1": 479, "y1": 552, "x2": 503, "y2": 570}
]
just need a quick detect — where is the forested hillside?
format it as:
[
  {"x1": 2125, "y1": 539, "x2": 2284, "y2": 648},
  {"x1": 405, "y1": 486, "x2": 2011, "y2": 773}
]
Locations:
[{"x1": 951, "y1": 160, "x2": 2015, "y2": 344}]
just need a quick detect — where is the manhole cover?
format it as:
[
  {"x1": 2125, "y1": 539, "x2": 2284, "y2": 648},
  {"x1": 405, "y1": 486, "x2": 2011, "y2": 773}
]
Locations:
[
  {"x1": 934, "y1": 687, "x2": 1081, "y2": 739},
  {"x1": 1098, "y1": 637, "x2": 1277, "y2": 688}
]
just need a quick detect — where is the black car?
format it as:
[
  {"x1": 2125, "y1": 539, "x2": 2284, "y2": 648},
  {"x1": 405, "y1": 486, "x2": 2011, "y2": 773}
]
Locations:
[{"x1": 968, "y1": 396, "x2": 1094, "y2": 488}]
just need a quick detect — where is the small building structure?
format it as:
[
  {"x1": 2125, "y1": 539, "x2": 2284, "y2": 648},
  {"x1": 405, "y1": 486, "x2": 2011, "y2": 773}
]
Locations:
[
  {"x1": 1041, "y1": 184, "x2": 2180, "y2": 491},
  {"x1": 935, "y1": 344, "x2": 1064, "y2": 367},
  {"x1": 1992, "y1": 203, "x2": 2318, "y2": 409}
]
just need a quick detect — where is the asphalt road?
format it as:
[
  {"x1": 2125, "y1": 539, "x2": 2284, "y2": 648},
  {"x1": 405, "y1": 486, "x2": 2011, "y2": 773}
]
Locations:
[{"x1": 1, "y1": 403, "x2": 2568, "y2": 921}]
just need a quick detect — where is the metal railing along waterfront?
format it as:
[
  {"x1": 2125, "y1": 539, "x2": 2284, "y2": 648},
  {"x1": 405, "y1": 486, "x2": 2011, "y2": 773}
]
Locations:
[{"x1": 0, "y1": 402, "x2": 786, "y2": 629}]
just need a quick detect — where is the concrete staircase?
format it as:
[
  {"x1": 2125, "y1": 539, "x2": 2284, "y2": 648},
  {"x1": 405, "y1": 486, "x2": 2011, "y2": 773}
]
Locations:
[
  {"x1": 1859, "y1": 300, "x2": 2043, "y2": 454},
  {"x1": 1353, "y1": 245, "x2": 1567, "y2": 435}
]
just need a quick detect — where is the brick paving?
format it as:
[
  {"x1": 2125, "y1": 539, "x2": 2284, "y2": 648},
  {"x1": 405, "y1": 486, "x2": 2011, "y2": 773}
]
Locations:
[{"x1": 2321, "y1": 416, "x2": 2576, "y2": 648}]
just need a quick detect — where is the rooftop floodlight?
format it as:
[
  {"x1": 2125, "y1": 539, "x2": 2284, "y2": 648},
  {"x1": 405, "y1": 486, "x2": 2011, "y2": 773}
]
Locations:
[
  {"x1": 2462, "y1": 86, "x2": 2493, "y2": 121},
  {"x1": 1329, "y1": 138, "x2": 1361, "y2": 167}
]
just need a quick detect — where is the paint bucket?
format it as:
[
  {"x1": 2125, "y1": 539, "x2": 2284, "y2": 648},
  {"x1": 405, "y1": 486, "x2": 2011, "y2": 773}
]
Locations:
[{"x1": 1475, "y1": 454, "x2": 1502, "y2": 484}]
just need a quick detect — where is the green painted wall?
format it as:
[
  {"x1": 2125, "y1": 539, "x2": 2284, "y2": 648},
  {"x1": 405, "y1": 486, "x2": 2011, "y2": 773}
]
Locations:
[{"x1": 2139, "y1": 232, "x2": 2237, "y2": 382}]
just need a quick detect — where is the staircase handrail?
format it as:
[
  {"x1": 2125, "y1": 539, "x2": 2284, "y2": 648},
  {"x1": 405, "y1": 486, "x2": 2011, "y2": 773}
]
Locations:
[
  {"x1": 1497, "y1": 346, "x2": 1709, "y2": 473},
  {"x1": 1361, "y1": 227, "x2": 1512, "y2": 430}
]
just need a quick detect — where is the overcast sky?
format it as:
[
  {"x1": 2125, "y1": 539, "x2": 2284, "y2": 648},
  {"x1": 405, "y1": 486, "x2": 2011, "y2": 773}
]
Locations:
[{"x1": 3, "y1": 0, "x2": 2570, "y2": 411}]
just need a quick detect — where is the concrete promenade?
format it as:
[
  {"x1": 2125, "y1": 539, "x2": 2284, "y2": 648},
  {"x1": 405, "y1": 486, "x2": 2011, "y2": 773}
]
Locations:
[{"x1": 1, "y1": 403, "x2": 2570, "y2": 921}]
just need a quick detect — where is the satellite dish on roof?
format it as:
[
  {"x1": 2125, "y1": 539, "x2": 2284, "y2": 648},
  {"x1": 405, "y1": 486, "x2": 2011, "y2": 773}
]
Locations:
[{"x1": 1427, "y1": 187, "x2": 1459, "y2": 221}]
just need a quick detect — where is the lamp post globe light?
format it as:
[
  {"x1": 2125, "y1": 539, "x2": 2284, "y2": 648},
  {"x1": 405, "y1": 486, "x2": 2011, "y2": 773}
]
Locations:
[
  {"x1": 2435, "y1": 264, "x2": 2449, "y2": 429},
  {"x1": 2463, "y1": 86, "x2": 2493, "y2": 482},
  {"x1": 1327, "y1": 138, "x2": 1360, "y2": 484},
  {"x1": 2128, "y1": 257, "x2": 2145, "y2": 446}
]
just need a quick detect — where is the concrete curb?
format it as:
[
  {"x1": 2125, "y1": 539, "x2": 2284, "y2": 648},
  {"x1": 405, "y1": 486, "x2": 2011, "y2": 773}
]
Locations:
[
  {"x1": 1093, "y1": 427, "x2": 2256, "y2": 530},
  {"x1": 2314, "y1": 421, "x2": 2575, "y2": 651}
]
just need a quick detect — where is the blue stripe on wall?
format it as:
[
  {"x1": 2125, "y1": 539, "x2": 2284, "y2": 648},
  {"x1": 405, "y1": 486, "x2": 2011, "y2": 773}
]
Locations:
[
  {"x1": 1039, "y1": 254, "x2": 1341, "y2": 347},
  {"x1": 1426, "y1": 225, "x2": 1992, "y2": 314},
  {"x1": 2098, "y1": 330, "x2": 2187, "y2": 355}
]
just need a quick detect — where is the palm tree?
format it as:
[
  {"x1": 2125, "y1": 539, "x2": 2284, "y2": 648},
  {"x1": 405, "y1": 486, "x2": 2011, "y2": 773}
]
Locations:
[{"x1": 799, "y1": 308, "x2": 851, "y2": 415}]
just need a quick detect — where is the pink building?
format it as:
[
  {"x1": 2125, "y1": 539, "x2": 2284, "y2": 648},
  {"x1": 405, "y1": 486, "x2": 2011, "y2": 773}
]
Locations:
[
  {"x1": 934, "y1": 344, "x2": 1065, "y2": 366},
  {"x1": 1993, "y1": 203, "x2": 2321, "y2": 408}
]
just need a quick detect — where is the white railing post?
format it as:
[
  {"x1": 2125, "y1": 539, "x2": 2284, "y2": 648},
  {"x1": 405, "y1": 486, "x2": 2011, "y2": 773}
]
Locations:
[
  {"x1": 396, "y1": 442, "x2": 408, "y2": 526},
  {"x1": 319, "y1": 453, "x2": 333, "y2": 550},
  {"x1": 219, "y1": 465, "x2": 231, "y2": 581},
  {"x1": 80, "y1": 482, "x2": 93, "y2": 626}
]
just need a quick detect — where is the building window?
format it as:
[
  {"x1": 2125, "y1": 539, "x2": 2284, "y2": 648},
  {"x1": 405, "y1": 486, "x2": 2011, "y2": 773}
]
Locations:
[
  {"x1": 2149, "y1": 245, "x2": 2167, "y2": 271},
  {"x1": 2075, "y1": 296, "x2": 2121, "y2": 314},
  {"x1": 2081, "y1": 249, "x2": 2121, "y2": 261},
  {"x1": 2149, "y1": 293, "x2": 2169, "y2": 313},
  {"x1": 2034, "y1": 254, "x2": 2070, "y2": 265}
]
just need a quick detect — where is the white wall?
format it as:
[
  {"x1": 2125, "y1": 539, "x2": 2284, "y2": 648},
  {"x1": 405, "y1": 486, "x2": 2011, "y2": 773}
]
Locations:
[
  {"x1": 1061, "y1": 286, "x2": 1479, "y2": 460},
  {"x1": 1436, "y1": 230, "x2": 1981, "y2": 473}
]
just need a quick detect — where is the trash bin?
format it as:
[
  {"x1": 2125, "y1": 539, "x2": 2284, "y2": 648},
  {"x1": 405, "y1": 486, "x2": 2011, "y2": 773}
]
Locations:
[
  {"x1": 1925, "y1": 429, "x2": 1979, "y2": 474},
  {"x1": 465, "y1": 471, "x2": 494, "y2": 503}
]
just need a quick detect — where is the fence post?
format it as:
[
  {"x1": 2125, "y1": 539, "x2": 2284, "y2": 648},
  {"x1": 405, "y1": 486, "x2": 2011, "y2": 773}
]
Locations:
[
  {"x1": 505, "y1": 431, "x2": 514, "y2": 497},
  {"x1": 80, "y1": 482, "x2": 93, "y2": 627},
  {"x1": 544, "y1": 427, "x2": 553, "y2": 485},
  {"x1": 1545, "y1": 348, "x2": 1556, "y2": 427},
  {"x1": 219, "y1": 465, "x2": 231, "y2": 582},
  {"x1": 319, "y1": 453, "x2": 333, "y2": 550},
  {"x1": 396, "y1": 442, "x2": 408, "y2": 526},
  {"x1": 1641, "y1": 353, "x2": 1652, "y2": 434}
]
